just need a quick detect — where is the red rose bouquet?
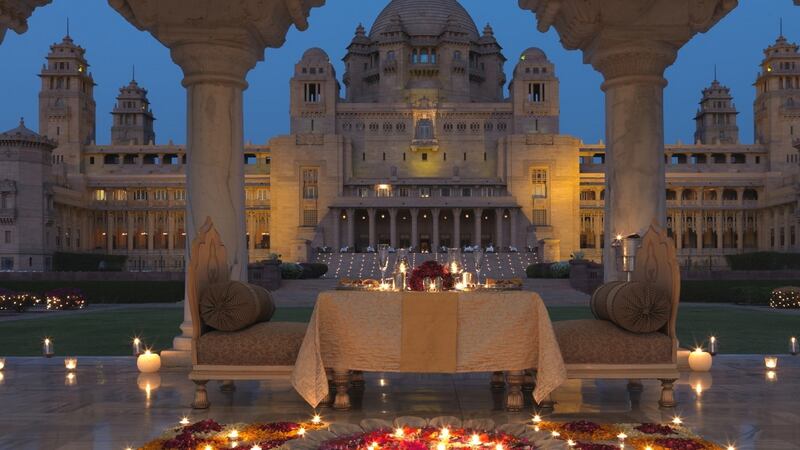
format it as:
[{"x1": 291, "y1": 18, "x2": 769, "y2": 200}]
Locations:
[{"x1": 408, "y1": 261, "x2": 456, "y2": 291}]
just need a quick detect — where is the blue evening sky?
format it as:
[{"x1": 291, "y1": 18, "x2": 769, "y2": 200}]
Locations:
[{"x1": 0, "y1": 0, "x2": 798, "y2": 146}]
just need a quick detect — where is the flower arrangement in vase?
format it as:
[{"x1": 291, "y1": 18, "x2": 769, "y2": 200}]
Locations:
[{"x1": 408, "y1": 261, "x2": 456, "y2": 291}]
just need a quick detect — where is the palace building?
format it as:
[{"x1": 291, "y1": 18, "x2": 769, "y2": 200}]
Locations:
[{"x1": 0, "y1": 0, "x2": 799, "y2": 271}]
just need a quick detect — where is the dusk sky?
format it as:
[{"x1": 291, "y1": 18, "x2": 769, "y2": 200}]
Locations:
[{"x1": 1, "y1": 0, "x2": 798, "y2": 146}]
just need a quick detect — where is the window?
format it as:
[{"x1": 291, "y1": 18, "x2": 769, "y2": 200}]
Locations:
[
  {"x1": 4, "y1": 230, "x2": 10, "y2": 244},
  {"x1": 376, "y1": 185, "x2": 391, "y2": 197},
  {"x1": 304, "y1": 83, "x2": 322, "y2": 103},
  {"x1": 441, "y1": 187, "x2": 451, "y2": 197},
  {"x1": 303, "y1": 209, "x2": 318, "y2": 226},
  {"x1": 419, "y1": 187, "x2": 431, "y2": 198},
  {"x1": 358, "y1": 187, "x2": 370, "y2": 198},
  {"x1": 399, "y1": 187, "x2": 410, "y2": 197},
  {"x1": 461, "y1": 188, "x2": 472, "y2": 197},
  {"x1": 528, "y1": 83, "x2": 545, "y2": 102},
  {"x1": 532, "y1": 209, "x2": 548, "y2": 226},
  {"x1": 421, "y1": 153, "x2": 428, "y2": 161},
  {"x1": 89, "y1": 156, "x2": 95, "y2": 165},
  {"x1": 173, "y1": 190, "x2": 186, "y2": 201},
  {"x1": 256, "y1": 189, "x2": 269, "y2": 201},
  {"x1": 114, "y1": 189, "x2": 128, "y2": 201},
  {"x1": 244, "y1": 154, "x2": 257, "y2": 165},
  {"x1": 531, "y1": 169, "x2": 548, "y2": 198},
  {"x1": 302, "y1": 168, "x2": 319, "y2": 199},
  {"x1": 94, "y1": 190, "x2": 107, "y2": 201},
  {"x1": 133, "y1": 189, "x2": 148, "y2": 201},
  {"x1": 154, "y1": 190, "x2": 168, "y2": 201}
]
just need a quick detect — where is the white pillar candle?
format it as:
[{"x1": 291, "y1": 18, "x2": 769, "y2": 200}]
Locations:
[
  {"x1": 42, "y1": 338, "x2": 54, "y2": 358},
  {"x1": 137, "y1": 350, "x2": 162, "y2": 373},
  {"x1": 64, "y1": 357, "x2": 78, "y2": 371},
  {"x1": 764, "y1": 356, "x2": 778, "y2": 369},
  {"x1": 708, "y1": 336, "x2": 718, "y2": 356},
  {"x1": 688, "y1": 348, "x2": 712, "y2": 372},
  {"x1": 132, "y1": 338, "x2": 144, "y2": 356},
  {"x1": 790, "y1": 337, "x2": 798, "y2": 356}
]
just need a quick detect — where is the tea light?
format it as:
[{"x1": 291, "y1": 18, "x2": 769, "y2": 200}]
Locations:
[
  {"x1": 617, "y1": 432, "x2": 627, "y2": 441},
  {"x1": 298, "y1": 427, "x2": 306, "y2": 437},
  {"x1": 790, "y1": 337, "x2": 798, "y2": 356},
  {"x1": 462, "y1": 272, "x2": 473, "y2": 286},
  {"x1": 0, "y1": 357, "x2": 5, "y2": 370},
  {"x1": 495, "y1": 444, "x2": 504, "y2": 450},
  {"x1": 132, "y1": 337, "x2": 144, "y2": 356},
  {"x1": 688, "y1": 347, "x2": 713, "y2": 372},
  {"x1": 180, "y1": 417, "x2": 191, "y2": 426},
  {"x1": 708, "y1": 336, "x2": 718, "y2": 356},
  {"x1": 64, "y1": 357, "x2": 78, "y2": 371},
  {"x1": 764, "y1": 356, "x2": 778, "y2": 369},
  {"x1": 228, "y1": 429, "x2": 239, "y2": 440},
  {"x1": 436, "y1": 444, "x2": 446, "y2": 450},
  {"x1": 378, "y1": 282, "x2": 391, "y2": 292},
  {"x1": 454, "y1": 281, "x2": 467, "y2": 291},
  {"x1": 137, "y1": 350, "x2": 161, "y2": 373},
  {"x1": 394, "y1": 427, "x2": 404, "y2": 438},
  {"x1": 42, "y1": 338, "x2": 54, "y2": 358},
  {"x1": 470, "y1": 434, "x2": 481, "y2": 446},
  {"x1": 440, "y1": 427, "x2": 450, "y2": 440}
]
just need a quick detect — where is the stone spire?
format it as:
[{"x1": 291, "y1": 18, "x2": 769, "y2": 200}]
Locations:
[
  {"x1": 111, "y1": 76, "x2": 156, "y2": 145},
  {"x1": 694, "y1": 77, "x2": 739, "y2": 144}
]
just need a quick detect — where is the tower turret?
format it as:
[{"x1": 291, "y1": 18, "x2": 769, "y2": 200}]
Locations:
[
  {"x1": 37, "y1": 34, "x2": 96, "y2": 173},
  {"x1": 510, "y1": 48, "x2": 560, "y2": 134},
  {"x1": 111, "y1": 77, "x2": 156, "y2": 145},
  {"x1": 694, "y1": 78, "x2": 739, "y2": 144},
  {"x1": 290, "y1": 48, "x2": 338, "y2": 134}
]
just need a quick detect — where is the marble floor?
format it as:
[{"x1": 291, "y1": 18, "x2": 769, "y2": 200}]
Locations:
[{"x1": 0, "y1": 356, "x2": 797, "y2": 450}]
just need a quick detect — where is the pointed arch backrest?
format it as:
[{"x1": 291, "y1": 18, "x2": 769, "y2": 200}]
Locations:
[
  {"x1": 188, "y1": 217, "x2": 230, "y2": 344},
  {"x1": 632, "y1": 222, "x2": 680, "y2": 339}
]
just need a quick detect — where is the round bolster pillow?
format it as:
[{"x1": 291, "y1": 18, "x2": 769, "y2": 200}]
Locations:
[
  {"x1": 200, "y1": 281, "x2": 276, "y2": 332},
  {"x1": 591, "y1": 281, "x2": 671, "y2": 334}
]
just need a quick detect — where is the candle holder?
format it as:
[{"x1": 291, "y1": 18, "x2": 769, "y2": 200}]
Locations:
[
  {"x1": 133, "y1": 338, "x2": 144, "y2": 357},
  {"x1": 446, "y1": 248, "x2": 463, "y2": 276},
  {"x1": 65, "y1": 372, "x2": 77, "y2": 386},
  {"x1": 64, "y1": 357, "x2": 78, "y2": 371},
  {"x1": 764, "y1": 356, "x2": 778, "y2": 369},
  {"x1": 0, "y1": 357, "x2": 5, "y2": 371},
  {"x1": 709, "y1": 336, "x2": 718, "y2": 356},
  {"x1": 42, "y1": 338, "x2": 54, "y2": 358},
  {"x1": 423, "y1": 277, "x2": 433, "y2": 292},
  {"x1": 791, "y1": 337, "x2": 798, "y2": 356}
]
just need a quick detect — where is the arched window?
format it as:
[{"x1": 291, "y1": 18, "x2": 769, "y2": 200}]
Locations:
[
  {"x1": 682, "y1": 189, "x2": 697, "y2": 201},
  {"x1": 580, "y1": 190, "x2": 596, "y2": 201},
  {"x1": 743, "y1": 189, "x2": 758, "y2": 201},
  {"x1": 453, "y1": 50, "x2": 462, "y2": 61},
  {"x1": 703, "y1": 190, "x2": 717, "y2": 201},
  {"x1": 666, "y1": 189, "x2": 677, "y2": 201},
  {"x1": 722, "y1": 189, "x2": 738, "y2": 201}
]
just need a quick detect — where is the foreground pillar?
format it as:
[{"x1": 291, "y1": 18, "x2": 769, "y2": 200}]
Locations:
[
  {"x1": 410, "y1": 208, "x2": 419, "y2": 250},
  {"x1": 109, "y1": 0, "x2": 324, "y2": 366},
  {"x1": 432, "y1": 208, "x2": 441, "y2": 252},
  {"x1": 368, "y1": 208, "x2": 376, "y2": 248},
  {"x1": 519, "y1": 0, "x2": 737, "y2": 281}
]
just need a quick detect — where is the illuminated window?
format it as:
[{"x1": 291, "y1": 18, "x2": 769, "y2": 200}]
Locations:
[
  {"x1": 531, "y1": 169, "x2": 548, "y2": 198},
  {"x1": 94, "y1": 190, "x2": 107, "y2": 201},
  {"x1": 302, "y1": 169, "x2": 319, "y2": 199},
  {"x1": 376, "y1": 184, "x2": 392, "y2": 197}
]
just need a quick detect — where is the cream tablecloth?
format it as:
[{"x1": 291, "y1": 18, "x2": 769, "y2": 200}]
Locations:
[{"x1": 291, "y1": 290, "x2": 566, "y2": 407}]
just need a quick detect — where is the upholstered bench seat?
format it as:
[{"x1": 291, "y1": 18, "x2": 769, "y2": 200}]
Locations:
[
  {"x1": 197, "y1": 322, "x2": 308, "y2": 366},
  {"x1": 554, "y1": 319, "x2": 673, "y2": 365}
]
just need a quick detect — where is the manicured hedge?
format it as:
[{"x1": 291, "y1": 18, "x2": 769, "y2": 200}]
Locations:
[
  {"x1": 526, "y1": 262, "x2": 570, "y2": 279},
  {"x1": 53, "y1": 252, "x2": 128, "y2": 272},
  {"x1": 280, "y1": 262, "x2": 329, "y2": 279},
  {"x1": 679, "y1": 280, "x2": 800, "y2": 305},
  {"x1": 0, "y1": 281, "x2": 183, "y2": 304},
  {"x1": 725, "y1": 252, "x2": 800, "y2": 271}
]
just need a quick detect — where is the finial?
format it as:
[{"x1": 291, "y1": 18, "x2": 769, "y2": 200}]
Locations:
[
  {"x1": 780, "y1": 17, "x2": 783, "y2": 37},
  {"x1": 355, "y1": 23, "x2": 365, "y2": 36},
  {"x1": 483, "y1": 23, "x2": 494, "y2": 36},
  {"x1": 19, "y1": 117, "x2": 24, "y2": 127},
  {"x1": 66, "y1": 17, "x2": 70, "y2": 37},
  {"x1": 132, "y1": 65, "x2": 135, "y2": 82},
  {"x1": 713, "y1": 64, "x2": 717, "y2": 82}
]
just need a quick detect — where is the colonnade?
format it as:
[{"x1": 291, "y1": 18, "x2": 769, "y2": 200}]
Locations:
[{"x1": 331, "y1": 207, "x2": 520, "y2": 251}]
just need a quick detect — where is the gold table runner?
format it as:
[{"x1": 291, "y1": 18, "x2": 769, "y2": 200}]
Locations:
[{"x1": 400, "y1": 292, "x2": 458, "y2": 372}]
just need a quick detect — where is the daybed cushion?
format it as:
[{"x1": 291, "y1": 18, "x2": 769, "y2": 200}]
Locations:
[
  {"x1": 197, "y1": 321, "x2": 307, "y2": 365},
  {"x1": 554, "y1": 319, "x2": 673, "y2": 364},
  {"x1": 200, "y1": 281, "x2": 276, "y2": 332},
  {"x1": 590, "y1": 281, "x2": 671, "y2": 334}
]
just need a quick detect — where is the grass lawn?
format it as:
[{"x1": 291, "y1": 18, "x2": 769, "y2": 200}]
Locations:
[{"x1": 0, "y1": 305, "x2": 796, "y2": 356}]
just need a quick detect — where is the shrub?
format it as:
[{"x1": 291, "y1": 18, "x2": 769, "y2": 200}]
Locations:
[
  {"x1": 280, "y1": 263, "x2": 304, "y2": 280},
  {"x1": 769, "y1": 287, "x2": 800, "y2": 309},
  {"x1": 299, "y1": 263, "x2": 328, "y2": 279},
  {"x1": 725, "y1": 252, "x2": 800, "y2": 271},
  {"x1": 52, "y1": 252, "x2": 128, "y2": 272},
  {"x1": 526, "y1": 262, "x2": 570, "y2": 279},
  {"x1": 44, "y1": 288, "x2": 87, "y2": 310},
  {"x1": 679, "y1": 280, "x2": 794, "y2": 304},
  {"x1": 0, "y1": 281, "x2": 183, "y2": 304},
  {"x1": 0, "y1": 291, "x2": 40, "y2": 312}
]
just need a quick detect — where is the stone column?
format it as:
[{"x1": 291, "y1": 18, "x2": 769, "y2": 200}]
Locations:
[
  {"x1": 696, "y1": 212, "x2": 703, "y2": 251},
  {"x1": 474, "y1": 208, "x2": 483, "y2": 247},
  {"x1": 432, "y1": 208, "x2": 441, "y2": 251},
  {"x1": 248, "y1": 214, "x2": 256, "y2": 251},
  {"x1": 332, "y1": 209, "x2": 341, "y2": 251},
  {"x1": 593, "y1": 213, "x2": 602, "y2": 249},
  {"x1": 346, "y1": 208, "x2": 355, "y2": 249},
  {"x1": 367, "y1": 208, "x2": 377, "y2": 248},
  {"x1": 147, "y1": 211, "x2": 155, "y2": 251},
  {"x1": 389, "y1": 208, "x2": 398, "y2": 249},
  {"x1": 106, "y1": 212, "x2": 113, "y2": 252},
  {"x1": 109, "y1": 0, "x2": 324, "y2": 367},
  {"x1": 716, "y1": 211, "x2": 724, "y2": 249},
  {"x1": 509, "y1": 209, "x2": 519, "y2": 249},
  {"x1": 736, "y1": 210, "x2": 744, "y2": 251},
  {"x1": 519, "y1": 0, "x2": 737, "y2": 281},
  {"x1": 410, "y1": 208, "x2": 419, "y2": 250},
  {"x1": 452, "y1": 208, "x2": 462, "y2": 249},
  {"x1": 675, "y1": 211, "x2": 683, "y2": 249},
  {"x1": 495, "y1": 209, "x2": 504, "y2": 249},
  {"x1": 168, "y1": 211, "x2": 175, "y2": 251}
]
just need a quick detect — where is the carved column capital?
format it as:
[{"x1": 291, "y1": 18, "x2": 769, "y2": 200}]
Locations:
[
  {"x1": 0, "y1": 0, "x2": 51, "y2": 44},
  {"x1": 108, "y1": 0, "x2": 324, "y2": 87},
  {"x1": 588, "y1": 41, "x2": 676, "y2": 86}
]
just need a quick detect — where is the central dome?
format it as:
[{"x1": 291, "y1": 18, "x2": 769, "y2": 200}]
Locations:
[{"x1": 369, "y1": 0, "x2": 480, "y2": 40}]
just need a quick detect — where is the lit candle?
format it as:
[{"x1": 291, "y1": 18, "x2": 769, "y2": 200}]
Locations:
[
  {"x1": 311, "y1": 414, "x2": 322, "y2": 425},
  {"x1": 764, "y1": 356, "x2": 778, "y2": 369},
  {"x1": 495, "y1": 444, "x2": 504, "y2": 450},
  {"x1": 688, "y1": 347, "x2": 713, "y2": 372},
  {"x1": 133, "y1": 337, "x2": 144, "y2": 356},
  {"x1": 567, "y1": 439, "x2": 576, "y2": 447},
  {"x1": 617, "y1": 432, "x2": 627, "y2": 441},
  {"x1": 0, "y1": 358, "x2": 5, "y2": 370},
  {"x1": 228, "y1": 429, "x2": 239, "y2": 441},
  {"x1": 64, "y1": 357, "x2": 78, "y2": 371},
  {"x1": 671, "y1": 417, "x2": 683, "y2": 426},
  {"x1": 440, "y1": 427, "x2": 450, "y2": 440},
  {"x1": 532, "y1": 414, "x2": 542, "y2": 424},
  {"x1": 252, "y1": 446, "x2": 262, "y2": 450},
  {"x1": 470, "y1": 434, "x2": 481, "y2": 446},
  {"x1": 709, "y1": 336, "x2": 718, "y2": 356},
  {"x1": 298, "y1": 427, "x2": 306, "y2": 437},
  {"x1": 462, "y1": 272, "x2": 473, "y2": 286},
  {"x1": 137, "y1": 350, "x2": 161, "y2": 373},
  {"x1": 180, "y1": 417, "x2": 190, "y2": 426},
  {"x1": 394, "y1": 427, "x2": 404, "y2": 438},
  {"x1": 551, "y1": 431, "x2": 560, "y2": 438},
  {"x1": 65, "y1": 372, "x2": 76, "y2": 386},
  {"x1": 436, "y1": 443, "x2": 446, "y2": 450},
  {"x1": 42, "y1": 338, "x2": 54, "y2": 358},
  {"x1": 791, "y1": 337, "x2": 798, "y2": 356}
]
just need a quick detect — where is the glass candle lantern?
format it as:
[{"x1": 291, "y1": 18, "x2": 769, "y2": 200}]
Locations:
[
  {"x1": 764, "y1": 356, "x2": 778, "y2": 369},
  {"x1": 42, "y1": 338, "x2": 54, "y2": 358},
  {"x1": 133, "y1": 338, "x2": 144, "y2": 356},
  {"x1": 709, "y1": 336, "x2": 718, "y2": 356},
  {"x1": 64, "y1": 357, "x2": 78, "y2": 371},
  {"x1": 791, "y1": 337, "x2": 798, "y2": 356},
  {"x1": 446, "y1": 248, "x2": 463, "y2": 276}
]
